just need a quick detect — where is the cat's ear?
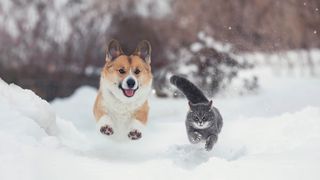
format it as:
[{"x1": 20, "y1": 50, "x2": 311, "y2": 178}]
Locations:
[
  {"x1": 188, "y1": 101, "x2": 195, "y2": 109},
  {"x1": 207, "y1": 100, "x2": 213, "y2": 111}
]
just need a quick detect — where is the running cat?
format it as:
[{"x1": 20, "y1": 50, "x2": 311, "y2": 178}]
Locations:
[{"x1": 170, "y1": 75, "x2": 223, "y2": 151}]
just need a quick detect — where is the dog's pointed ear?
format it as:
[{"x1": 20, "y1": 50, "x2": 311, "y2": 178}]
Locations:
[
  {"x1": 134, "y1": 40, "x2": 151, "y2": 64},
  {"x1": 106, "y1": 39, "x2": 123, "y2": 61}
]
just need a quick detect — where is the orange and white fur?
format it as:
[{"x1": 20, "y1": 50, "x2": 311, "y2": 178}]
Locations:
[{"x1": 93, "y1": 40, "x2": 153, "y2": 141}]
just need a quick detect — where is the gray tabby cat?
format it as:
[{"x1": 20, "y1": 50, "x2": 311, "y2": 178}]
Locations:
[{"x1": 170, "y1": 75, "x2": 223, "y2": 151}]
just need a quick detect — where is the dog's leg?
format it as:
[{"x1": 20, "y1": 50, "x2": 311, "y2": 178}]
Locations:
[
  {"x1": 127, "y1": 119, "x2": 145, "y2": 140},
  {"x1": 129, "y1": 101, "x2": 148, "y2": 140},
  {"x1": 97, "y1": 115, "x2": 114, "y2": 136}
]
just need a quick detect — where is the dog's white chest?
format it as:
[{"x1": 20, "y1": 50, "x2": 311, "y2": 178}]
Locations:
[
  {"x1": 97, "y1": 80, "x2": 151, "y2": 141},
  {"x1": 100, "y1": 96, "x2": 142, "y2": 140},
  {"x1": 109, "y1": 110, "x2": 132, "y2": 128}
]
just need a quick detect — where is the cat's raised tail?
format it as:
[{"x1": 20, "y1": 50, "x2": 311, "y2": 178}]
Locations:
[{"x1": 170, "y1": 75, "x2": 209, "y2": 104}]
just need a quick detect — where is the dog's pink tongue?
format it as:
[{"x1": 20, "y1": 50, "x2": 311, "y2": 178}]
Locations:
[{"x1": 124, "y1": 89, "x2": 134, "y2": 97}]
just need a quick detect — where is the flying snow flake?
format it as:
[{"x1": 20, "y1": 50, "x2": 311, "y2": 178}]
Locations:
[
  {"x1": 152, "y1": 89, "x2": 156, "y2": 94},
  {"x1": 314, "y1": 30, "x2": 317, "y2": 34},
  {"x1": 228, "y1": 26, "x2": 232, "y2": 30},
  {"x1": 303, "y1": 2, "x2": 307, "y2": 6},
  {"x1": 316, "y1": 8, "x2": 319, "y2": 11}
]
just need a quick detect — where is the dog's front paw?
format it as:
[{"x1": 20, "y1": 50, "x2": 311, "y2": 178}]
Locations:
[
  {"x1": 100, "y1": 125, "x2": 114, "y2": 136},
  {"x1": 128, "y1": 129, "x2": 142, "y2": 140}
]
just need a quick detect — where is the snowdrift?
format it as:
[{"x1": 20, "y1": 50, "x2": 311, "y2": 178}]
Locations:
[{"x1": 1, "y1": 72, "x2": 320, "y2": 180}]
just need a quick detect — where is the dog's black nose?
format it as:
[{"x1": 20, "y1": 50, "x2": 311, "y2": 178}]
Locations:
[{"x1": 127, "y1": 78, "x2": 135, "y2": 88}]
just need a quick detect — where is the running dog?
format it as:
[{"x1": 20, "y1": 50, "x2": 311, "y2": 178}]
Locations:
[{"x1": 93, "y1": 40, "x2": 153, "y2": 141}]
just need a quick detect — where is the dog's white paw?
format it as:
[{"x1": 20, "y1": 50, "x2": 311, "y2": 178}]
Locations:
[
  {"x1": 128, "y1": 120, "x2": 145, "y2": 140},
  {"x1": 97, "y1": 116, "x2": 114, "y2": 136},
  {"x1": 100, "y1": 125, "x2": 114, "y2": 136},
  {"x1": 128, "y1": 129, "x2": 142, "y2": 140}
]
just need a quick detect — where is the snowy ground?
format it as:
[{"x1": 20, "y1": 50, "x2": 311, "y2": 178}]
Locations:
[{"x1": 1, "y1": 63, "x2": 320, "y2": 179}]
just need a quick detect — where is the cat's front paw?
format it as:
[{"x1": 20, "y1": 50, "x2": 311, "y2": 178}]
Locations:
[
  {"x1": 128, "y1": 129, "x2": 142, "y2": 140},
  {"x1": 205, "y1": 135, "x2": 217, "y2": 151},
  {"x1": 191, "y1": 132, "x2": 202, "y2": 143},
  {"x1": 100, "y1": 125, "x2": 114, "y2": 136},
  {"x1": 205, "y1": 141, "x2": 213, "y2": 151}
]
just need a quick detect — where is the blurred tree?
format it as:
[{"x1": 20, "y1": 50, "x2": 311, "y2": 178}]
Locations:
[{"x1": 0, "y1": 0, "x2": 319, "y2": 100}]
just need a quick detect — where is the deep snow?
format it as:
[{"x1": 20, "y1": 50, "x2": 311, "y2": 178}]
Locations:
[{"x1": 1, "y1": 64, "x2": 320, "y2": 180}]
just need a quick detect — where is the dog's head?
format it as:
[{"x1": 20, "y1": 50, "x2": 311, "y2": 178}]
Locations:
[{"x1": 101, "y1": 40, "x2": 153, "y2": 102}]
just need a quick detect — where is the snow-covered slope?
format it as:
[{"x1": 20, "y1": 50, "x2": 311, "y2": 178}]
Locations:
[
  {"x1": 0, "y1": 79, "x2": 57, "y2": 135},
  {"x1": 1, "y1": 65, "x2": 320, "y2": 179}
]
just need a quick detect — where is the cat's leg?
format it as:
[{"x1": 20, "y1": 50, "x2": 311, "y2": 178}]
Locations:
[
  {"x1": 128, "y1": 119, "x2": 144, "y2": 140},
  {"x1": 188, "y1": 131, "x2": 203, "y2": 144},
  {"x1": 186, "y1": 125, "x2": 202, "y2": 144},
  {"x1": 97, "y1": 115, "x2": 114, "y2": 136},
  {"x1": 216, "y1": 109, "x2": 223, "y2": 133},
  {"x1": 205, "y1": 134, "x2": 217, "y2": 151}
]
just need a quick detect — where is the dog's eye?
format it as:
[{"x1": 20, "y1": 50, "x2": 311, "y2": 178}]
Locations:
[
  {"x1": 134, "y1": 69, "x2": 141, "y2": 75},
  {"x1": 119, "y1": 69, "x2": 126, "y2": 74}
]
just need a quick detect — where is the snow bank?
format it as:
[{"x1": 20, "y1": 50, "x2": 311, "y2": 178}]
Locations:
[
  {"x1": 0, "y1": 78, "x2": 57, "y2": 180},
  {"x1": 1, "y1": 62, "x2": 320, "y2": 179},
  {"x1": 0, "y1": 78, "x2": 57, "y2": 135},
  {"x1": 51, "y1": 86, "x2": 320, "y2": 180}
]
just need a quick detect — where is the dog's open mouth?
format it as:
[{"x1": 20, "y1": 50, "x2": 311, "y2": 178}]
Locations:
[
  {"x1": 123, "y1": 89, "x2": 135, "y2": 97},
  {"x1": 119, "y1": 85, "x2": 138, "y2": 98}
]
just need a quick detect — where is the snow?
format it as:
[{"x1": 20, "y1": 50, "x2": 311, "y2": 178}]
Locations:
[
  {"x1": 4, "y1": 18, "x2": 19, "y2": 39},
  {"x1": 1, "y1": 56, "x2": 320, "y2": 179},
  {"x1": 0, "y1": 80, "x2": 57, "y2": 135},
  {"x1": 190, "y1": 42, "x2": 203, "y2": 52},
  {"x1": 197, "y1": 31, "x2": 232, "y2": 52},
  {"x1": 135, "y1": 0, "x2": 172, "y2": 18},
  {"x1": 24, "y1": 5, "x2": 39, "y2": 31}
]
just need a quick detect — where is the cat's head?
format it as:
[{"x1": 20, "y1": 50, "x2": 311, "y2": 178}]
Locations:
[{"x1": 188, "y1": 100, "x2": 215, "y2": 129}]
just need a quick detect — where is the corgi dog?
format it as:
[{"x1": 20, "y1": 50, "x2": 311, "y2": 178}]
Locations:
[{"x1": 93, "y1": 40, "x2": 153, "y2": 141}]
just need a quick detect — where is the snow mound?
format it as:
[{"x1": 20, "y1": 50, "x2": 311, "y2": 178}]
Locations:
[
  {"x1": 0, "y1": 78, "x2": 57, "y2": 135},
  {"x1": 1, "y1": 69, "x2": 320, "y2": 180}
]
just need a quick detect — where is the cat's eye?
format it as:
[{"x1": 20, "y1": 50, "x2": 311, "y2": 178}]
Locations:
[
  {"x1": 134, "y1": 69, "x2": 141, "y2": 75},
  {"x1": 119, "y1": 68, "x2": 126, "y2": 74},
  {"x1": 202, "y1": 117, "x2": 206, "y2": 121}
]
